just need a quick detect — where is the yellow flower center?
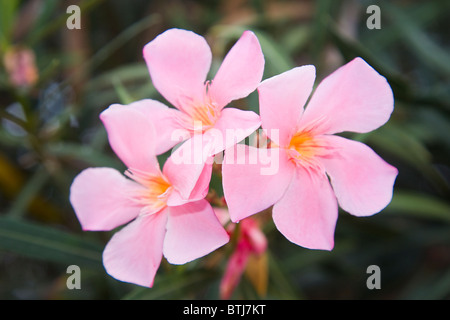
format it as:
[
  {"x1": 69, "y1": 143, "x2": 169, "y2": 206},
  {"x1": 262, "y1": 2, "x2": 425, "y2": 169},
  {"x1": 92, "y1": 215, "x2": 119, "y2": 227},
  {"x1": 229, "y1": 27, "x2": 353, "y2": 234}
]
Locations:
[
  {"x1": 288, "y1": 131, "x2": 317, "y2": 159},
  {"x1": 185, "y1": 102, "x2": 221, "y2": 132},
  {"x1": 126, "y1": 169, "x2": 172, "y2": 215},
  {"x1": 287, "y1": 130, "x2": 329, "y2": 171},
  {"x1": 177, "y1": 82, "x2": 221, "y2": 133}
]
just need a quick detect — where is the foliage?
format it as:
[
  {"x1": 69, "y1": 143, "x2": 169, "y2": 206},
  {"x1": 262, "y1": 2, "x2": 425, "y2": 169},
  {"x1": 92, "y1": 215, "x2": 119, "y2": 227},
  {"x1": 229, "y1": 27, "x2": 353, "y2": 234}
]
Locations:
[{"x1": 0, "y1": 0, "x2": 449, "y2": 300}]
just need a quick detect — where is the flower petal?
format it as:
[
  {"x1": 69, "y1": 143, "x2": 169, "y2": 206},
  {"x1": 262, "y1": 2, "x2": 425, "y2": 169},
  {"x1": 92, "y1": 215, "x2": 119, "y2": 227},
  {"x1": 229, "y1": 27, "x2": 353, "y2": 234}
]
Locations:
[
  {"x1": 100, "y1": 104, "x2": 160, "y2": 174},
  {"x1": 163, "y1": 200, "x2": 229, "y2": 264},
  {"x1": 241, "y1": 218, "x2": 267, "y2": 254},
  {"x1": 222, "y1": 144, "x2": 295, "y2": 222},
  {"x1": 209, "y1": 31, "x2": 265, "y2": 109},
  {"x1": 126, "y1": 99, "x2": 186, "y2": 155},
  {"x1": 143, "y1": 28, "x2": 212, "y2": 110},
  {"x1": 166, "y1": 162, "x2": 212, "y2": 206},
  {"x1": 163, "y1": 136, "x2": 213, "y2": 200},
  {"x1": 205, "y1": 107, "x2": 261, "y2": 155},
  {"x1": 299, "y1": 57, "x2": 394, "y2": 135},
  {"x1": 69, "y1": 168, "x2": 142, "y2": 231},
  {"x1": 258, "y1": 66, "x2": 316, "y2": 146},
  {"x1": 272, "y1": 167, "x2": 338, "y2": 251},
  {"x1": 102, "y1": 211, "x2": 168, "y2": 287},
  {"x1": 220, "y1": 243, "x2": 250, "y2": 300},
  {"x1": 319, "y1": 135, "x2": 398, "y2": 217},
  {"x1": 188, "y1": 162, "x2": 213, "y2": 201}
]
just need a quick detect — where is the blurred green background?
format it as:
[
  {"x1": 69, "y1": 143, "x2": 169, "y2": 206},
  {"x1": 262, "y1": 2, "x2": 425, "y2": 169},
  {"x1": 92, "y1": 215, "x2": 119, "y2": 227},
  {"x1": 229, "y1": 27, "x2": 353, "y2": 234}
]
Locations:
[{"x1": 0, "y1": 0, "x2": 449, "y2": 300}]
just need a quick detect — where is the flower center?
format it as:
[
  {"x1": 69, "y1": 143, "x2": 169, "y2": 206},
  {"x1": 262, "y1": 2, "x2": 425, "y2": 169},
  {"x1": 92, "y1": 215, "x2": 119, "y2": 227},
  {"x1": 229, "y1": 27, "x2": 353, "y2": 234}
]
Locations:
[
  {"x1": 186, "y1": 102, "x2": 221, "y2": 131},
  {"x1": 126, "y1": 168, "x2": 172, "y2": 215},
  {"x1": 178, "y1": 82, "x2": 221, "y2": 133},
  {"x1": 289, "y1": 131, "x2": 317, "y2": 158},
  {"x1": 286, "y1": 131, "x2": 329, "y2": 172}
]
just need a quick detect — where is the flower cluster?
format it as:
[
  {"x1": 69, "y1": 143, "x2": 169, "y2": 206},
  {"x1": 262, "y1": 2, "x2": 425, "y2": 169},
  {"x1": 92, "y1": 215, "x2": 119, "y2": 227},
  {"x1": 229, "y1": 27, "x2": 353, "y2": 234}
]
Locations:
[{"x1": 70, "y1": 28, "x2": 398, "y2": 288}]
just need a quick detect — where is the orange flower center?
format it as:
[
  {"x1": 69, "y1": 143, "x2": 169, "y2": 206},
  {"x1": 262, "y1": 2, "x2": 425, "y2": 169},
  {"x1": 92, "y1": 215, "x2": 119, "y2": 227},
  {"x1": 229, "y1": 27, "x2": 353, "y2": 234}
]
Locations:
[
  {"x1": 185, "y1": 102, "x2": 221, "y2": 131},
  {"x1": 178, "y1": 82, "x2": 221, "y2": 133},
  {"x1": 126, "y1": 169, "x2": 172, "y2": 215},
  {"x1": 287, "y1": 131, "x2": 329, "y2": 171},
  {"x1": 288, "y1": 131, "x2": 317, "y2": 159}
]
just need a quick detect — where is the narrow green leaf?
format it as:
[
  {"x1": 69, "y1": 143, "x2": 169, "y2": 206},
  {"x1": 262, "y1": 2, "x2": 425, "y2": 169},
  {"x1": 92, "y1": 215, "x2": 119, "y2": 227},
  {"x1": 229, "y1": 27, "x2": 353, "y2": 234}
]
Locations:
[
  {"x1": 112, "y1": 78, "x2": 136, "y2": 105},
  {"x1": 368, "y1": 123, "x2": 432, "y2": 170},
  {"x1": 45, "y1": 142, "x2": 123, "y2": 169},
  {"x1": 122, "y1": 269, "x2": 217, "y2": 300},
  {"x1": 0, "y1": 0, "x2": 19, "y2": 49},
  {"x1": 0, "y1": 216, "x2": 103, "y2": 269},
  {"x1": 367, "y1": 123, "x2": 450, "y2": 195},
  {"x1": 383, "y1": 1, "x2": 450, "y2": 77},
  {"x1": 7, "y1": 166, "x2": 49, "y2": 219},
  {"x1": 310, "y1": 0, "x2": 336, "y2": 65},
  {"x1": 385, "y1": 191, "x2": 450, "y2": 223},
  {"x1": 83, "y1": 13, "x2": 160, "y2": 72}
]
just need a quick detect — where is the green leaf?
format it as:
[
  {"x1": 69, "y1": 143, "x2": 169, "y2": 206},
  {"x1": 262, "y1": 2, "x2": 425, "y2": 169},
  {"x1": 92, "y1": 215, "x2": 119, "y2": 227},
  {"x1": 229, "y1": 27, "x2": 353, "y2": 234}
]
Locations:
[
  {"x1": 0, "y1": 216, "x2": 103, "y2": 269},
  {"x1": 401, "y1": 268, "x2": 450, "y2": 300},
  {"x1": 122, "y1": 269, "x2": 217, "y2": 300},
  {"x1": 310, "y1": 0, "x2": 336, "y2": 65},
  {"x1": 383, "y1": 1, "x2": 450, "y2": 78},
  {"x1": 45, "y1": 142, "x2": 123, "y2": 169},
  {"x1": 367, "y1": 123, "x2": 450, "y2": 195},
  {"x1": 368, "y1": 123, "x2": 432, "y2": 170},
  {"x1": 385, "y1": 191, "x2": 450, "y2": 223},
  {"x1": 0, "y1": 0, "x2": 19, "y2": 49},
  {"x1": 6, "y1": 166, "x2": 49, "y2": 219}
]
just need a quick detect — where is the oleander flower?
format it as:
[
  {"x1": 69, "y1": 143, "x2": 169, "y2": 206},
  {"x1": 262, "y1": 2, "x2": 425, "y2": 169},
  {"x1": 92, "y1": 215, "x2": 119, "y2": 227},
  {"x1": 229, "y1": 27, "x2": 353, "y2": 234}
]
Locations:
[
  {"x1": 222, "y1": 58, "x2": 398, "y2": 250},
  {"x1": 214, "y1": 208, "x2": 267, "y2": 299},
  {"x1": 101, "y1": 28, "x2": 264, "y2": 163},
  {"x1": 70, "y1": 105, "x2": 229, "y2": 287},
  {"x1": 3, "y1": 46, "x2": 39, "y2": 88}
]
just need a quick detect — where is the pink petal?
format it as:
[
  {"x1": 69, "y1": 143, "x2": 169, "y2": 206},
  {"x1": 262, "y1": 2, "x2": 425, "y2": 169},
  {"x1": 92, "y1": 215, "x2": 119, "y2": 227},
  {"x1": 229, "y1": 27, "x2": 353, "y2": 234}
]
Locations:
[
  {"x1": 69, "y1": 168, "x2": 142, "y2": 231},
  {"x1": 222, "y1": 144, "x2": 295, "y2": 222},
  {"x1": 100, "y1": 104, "x2": 160, "y2": 174},
  {"x1": 241, "y1": 218, "x2": 267, "y2": 255},
  {"x1": 272, "y1": 167, "x2": 338, "y2": 251},
  {"x1": 187, "y1": 162, "x2": 213, "y2": 201},
  {"x1": 299, "y1": 57, "x2": 394, "y2": 135},
  {"x1": 213, "y1": 207, "x2": 231, "y2": 226},
  {"x1": 166, "y1": 162, "x2": 212, "y2": 206},
  {"x1": 205, "y1": 107, "x2": 261, "y2": 155},
  {"x1": 220, "y1": 243, "x2": 250, "y2": 300},
  {"x1": 163, "y1": 136, "x2": 213, "y2": 200},
  {"x1": 258, "y1": 65, "x2": 316, "y2": 146},
  {"x1": 126, "y1": 99, "x2": 186, "y2": 155},
  {"x1": 163, "y1": 200, "x2": 229, "y2": 264},
  {"x1": 102, "y1": 211, "x2": 168, "y2": 287},
  {"x1": 319, "y1": 135, "x2": 398, "y2": 217},
  {"x1": 209, "y1": 31, "x2": 265, "y2": 109},
  {"x1": 143, "y1": 28, "x2": 212, "y2": 110}
]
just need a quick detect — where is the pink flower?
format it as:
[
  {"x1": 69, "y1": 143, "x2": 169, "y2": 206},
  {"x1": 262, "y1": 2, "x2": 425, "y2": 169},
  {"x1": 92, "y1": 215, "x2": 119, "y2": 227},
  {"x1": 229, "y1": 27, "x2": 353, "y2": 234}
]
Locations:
[
  {"x1": 222, "y1": 58, "x2": 398, "y2": 250},
  {"x1": 3, "y1": 46, "x2": 39, "y2": 88},
  {"x1": 69, "y1": 105, "x2": 229, "y2": 287},
  {"x1": 214, "y1": 208, "x2": 267, "y2": 299},
  {"x1": 101, "y1": 28, "x2": 264, "y2": 161}
]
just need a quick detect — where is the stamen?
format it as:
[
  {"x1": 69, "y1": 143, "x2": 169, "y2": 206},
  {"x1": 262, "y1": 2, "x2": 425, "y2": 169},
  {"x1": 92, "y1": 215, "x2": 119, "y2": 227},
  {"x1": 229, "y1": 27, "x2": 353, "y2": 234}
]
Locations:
[
  {"x1": 286, "y1": 130, "x2": 332, "y2": 173},
  {"x1": 125, "y1": 168, "x2": 172, "y2": 215},
  {"x1": 176, "y1": 82, "x2": 221, "y2": 133}
]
